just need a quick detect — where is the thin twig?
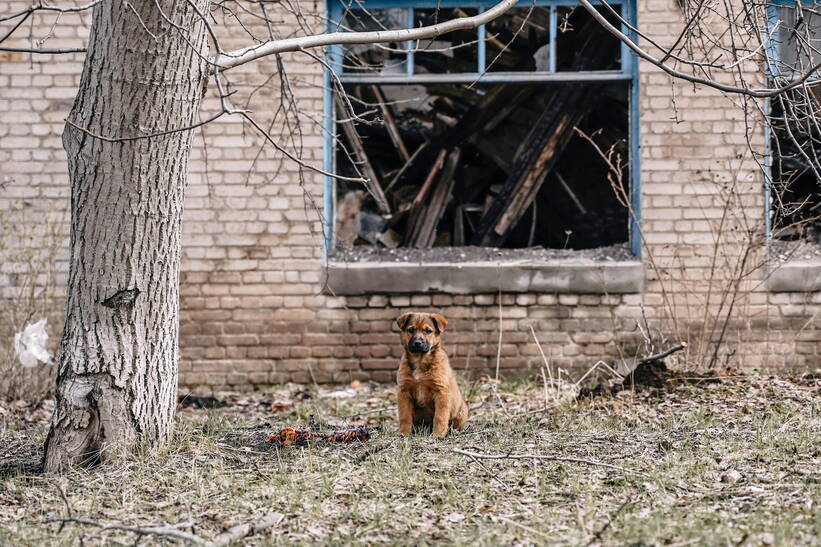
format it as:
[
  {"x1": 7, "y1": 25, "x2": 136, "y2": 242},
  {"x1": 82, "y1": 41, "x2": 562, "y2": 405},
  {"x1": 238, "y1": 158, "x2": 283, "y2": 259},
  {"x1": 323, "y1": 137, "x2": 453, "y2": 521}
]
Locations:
[
  {"x1": 45, "y1": 517, "x2": 205, "y2": 544},
  {"x1": 453, "y1": 448, "x2": 651, "y2": 478},
  {"x1": 64, "y1": 112, "x2": 226, "y2": 143},
  {"x1": 239, "y1": 111, "x2": 367, "y2": 183},
  {"x1": 496, "y1": 516, "x2": 552, "y2": 540},
  {"x1": 637, "y1": 343, "x2": 687, "y2": 366},
  {"x1": 577, "y1": 0, "x2": 821, "y2": 98},
  {"x1": 586, "y1": 497, "x2": 635, "y2": 546},
  {"x1": 341, "y1": 405, "x2": 395, "y2": 419},
  {"x1": 0, "y1": 0, "x2": 102, "y2": 24},
  {"x1": 460, "y1": 450, "x2": 508, "y2": 488},
  {"x1": 55, "y1": 483, "x2": 73, "y2": 534},
  {"x1": 209, "y1": 511, "x2": 284, "y2": 546}
]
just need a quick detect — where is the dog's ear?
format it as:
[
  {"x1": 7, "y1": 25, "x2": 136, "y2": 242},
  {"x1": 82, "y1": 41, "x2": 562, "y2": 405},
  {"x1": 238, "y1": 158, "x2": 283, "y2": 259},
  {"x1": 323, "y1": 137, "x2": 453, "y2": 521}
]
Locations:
[
  {"x1": 429, "y1": 313, "x2": 448, "y2": 334},
  {"x1": 396, "y1": 312, "x2": 414, "y2": 331}
]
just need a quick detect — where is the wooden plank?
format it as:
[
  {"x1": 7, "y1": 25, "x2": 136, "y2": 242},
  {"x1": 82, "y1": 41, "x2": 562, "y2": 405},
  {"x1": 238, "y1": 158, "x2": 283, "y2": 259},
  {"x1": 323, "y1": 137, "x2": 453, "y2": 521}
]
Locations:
[
  {"x1": 413, "y1": 149, "x2": 448, "y2": 206},
  {"x1": 404, "y1": 149, "x2": 448, "y2": 245},
  {"x1": 454, "y1": 204, "x2": 466, "y2": 246},
  {"x1": 384, "y1": 142, "x2": 427, "y2": 193},
  {"x1": 470, "y1": 19, "x2": 617, "y2": 247},
  {"x1": 370, "y1": 85, "x2": 410, "y2": 162},
  {"x1": 491, "y1": 98, "x2": 590, "y2": 239},
  {"x1": 555, "y1": 171, "x2": 588, "y2": 215},
  {"x1": 334, "y1": 94, "x2": 391, "y2": 214},
  {"x1": 412, "y1": 147, "x2": 462, "y2": 248},
  {"x1": 482, "y1": 86, "x2": 537, "y2": 134}
]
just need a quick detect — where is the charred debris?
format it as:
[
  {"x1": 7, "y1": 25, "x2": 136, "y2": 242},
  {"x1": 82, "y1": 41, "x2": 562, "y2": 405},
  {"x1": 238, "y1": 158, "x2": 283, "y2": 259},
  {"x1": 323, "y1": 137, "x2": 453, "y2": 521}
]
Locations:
[
  {"x1": 769, "y1": 92, "x2": 821, "y2": 245},
  {"x1": 333, "y1": 7, "x2": 631, "y2": 253}
]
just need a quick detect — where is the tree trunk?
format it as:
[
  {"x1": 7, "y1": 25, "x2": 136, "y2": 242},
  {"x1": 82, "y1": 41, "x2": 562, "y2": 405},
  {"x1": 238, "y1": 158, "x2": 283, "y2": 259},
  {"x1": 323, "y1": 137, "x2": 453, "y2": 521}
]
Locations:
[{"x1": 44, "y1": 0, "x2": 210, "y2": 472}]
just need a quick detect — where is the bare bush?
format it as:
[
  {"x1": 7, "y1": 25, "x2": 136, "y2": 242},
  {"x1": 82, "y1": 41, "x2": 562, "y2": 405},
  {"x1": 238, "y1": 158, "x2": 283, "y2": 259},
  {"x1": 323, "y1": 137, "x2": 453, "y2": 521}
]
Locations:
[{"x1": 0, "y1": 196, "x2": 66, "y2": 401}]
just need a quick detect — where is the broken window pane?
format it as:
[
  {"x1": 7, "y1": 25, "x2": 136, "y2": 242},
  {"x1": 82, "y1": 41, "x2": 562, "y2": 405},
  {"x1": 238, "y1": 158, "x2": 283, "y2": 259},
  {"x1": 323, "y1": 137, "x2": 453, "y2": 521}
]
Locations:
[
  {"x1": 341, "y1": 8, "x2": 408, "y2": 75},
  {"x1": 769, "y1": 92, "x2": 821, "y2": 247},
  {"x1": 556, "y1": 5, "x2": 622, "y2": 72},
  {"x1": 485, "y1": 7, "x2": 551, "y2": 72},
  {"x1": 330, "y1": 1, "x2": 632, "y2": 255},
  {"x1": 413, "y1": 8, "x2": 479, "y2": 74},
  {"x1": 774, "y1": 5, "x2": 821, "y2": 80},
  {"x1": 334, "y1": 81, "x2": 629, "y2": 250}
]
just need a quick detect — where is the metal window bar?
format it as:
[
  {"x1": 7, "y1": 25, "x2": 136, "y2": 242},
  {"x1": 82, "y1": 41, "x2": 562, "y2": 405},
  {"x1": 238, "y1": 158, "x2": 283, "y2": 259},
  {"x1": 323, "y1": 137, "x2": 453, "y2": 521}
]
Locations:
[{"x1": 330, "y1": 0, "x2": 629, "y2": 83}]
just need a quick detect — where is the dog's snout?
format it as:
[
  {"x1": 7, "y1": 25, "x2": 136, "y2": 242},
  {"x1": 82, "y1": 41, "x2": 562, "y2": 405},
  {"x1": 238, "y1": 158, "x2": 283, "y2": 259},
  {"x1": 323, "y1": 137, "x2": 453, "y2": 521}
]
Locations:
[{"x1": 408, "y1": 336, "x2": 429, "y2": 353}]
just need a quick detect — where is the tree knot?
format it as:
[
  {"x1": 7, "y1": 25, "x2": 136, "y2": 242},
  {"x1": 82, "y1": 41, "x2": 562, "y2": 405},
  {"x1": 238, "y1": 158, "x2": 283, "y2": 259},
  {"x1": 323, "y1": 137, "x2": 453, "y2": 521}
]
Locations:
[{"x1": 101, "y1": 288, "x2": 140, "y2": 310}]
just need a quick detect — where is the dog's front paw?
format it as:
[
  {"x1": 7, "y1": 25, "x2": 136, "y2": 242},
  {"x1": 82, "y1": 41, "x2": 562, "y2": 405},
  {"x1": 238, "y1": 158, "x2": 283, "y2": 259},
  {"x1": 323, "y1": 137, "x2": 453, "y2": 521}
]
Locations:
[{"x1": 398, "y1": 425, "x2": 411, "y2": 436}]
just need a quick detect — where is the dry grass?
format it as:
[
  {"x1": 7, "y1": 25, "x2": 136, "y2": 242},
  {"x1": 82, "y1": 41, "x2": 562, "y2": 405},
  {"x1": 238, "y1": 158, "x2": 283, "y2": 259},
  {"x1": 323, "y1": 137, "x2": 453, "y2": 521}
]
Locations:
[{"x1": 1, "y1": 373, "x2": 819, "y2": 545}]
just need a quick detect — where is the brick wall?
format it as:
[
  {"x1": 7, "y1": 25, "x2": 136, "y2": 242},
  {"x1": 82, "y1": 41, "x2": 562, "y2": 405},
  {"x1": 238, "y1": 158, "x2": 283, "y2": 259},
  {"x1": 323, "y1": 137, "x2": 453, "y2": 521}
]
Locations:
[{"x1": 0, "y1": 0, "x2": 818, "y2": 391}]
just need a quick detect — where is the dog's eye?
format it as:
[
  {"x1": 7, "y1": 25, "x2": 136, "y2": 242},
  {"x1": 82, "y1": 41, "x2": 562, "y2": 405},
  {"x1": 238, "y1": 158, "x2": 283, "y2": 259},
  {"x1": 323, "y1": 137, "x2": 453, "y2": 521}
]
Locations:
[
  {"x1": 407, "y1": 327, "x2": 415, "y2": 334},
  {"x1": 424, "y1": 328, "x2": 433, "y2": 334}
]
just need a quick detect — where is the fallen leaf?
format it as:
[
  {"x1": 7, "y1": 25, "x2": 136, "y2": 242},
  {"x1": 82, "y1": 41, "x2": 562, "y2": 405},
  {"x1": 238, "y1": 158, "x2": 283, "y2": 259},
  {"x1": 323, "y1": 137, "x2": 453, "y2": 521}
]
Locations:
[{"x1": 721, "y1": 469, "x2": 742, "y2": 484}]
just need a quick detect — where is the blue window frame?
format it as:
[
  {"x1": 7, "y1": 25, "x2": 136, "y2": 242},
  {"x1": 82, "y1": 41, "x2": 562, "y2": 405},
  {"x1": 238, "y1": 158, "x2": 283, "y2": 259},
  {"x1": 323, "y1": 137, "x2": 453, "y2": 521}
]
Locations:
[
  {"x1": 765, "y1": 0, "x2": 821, "y2": 82},
  {"x1": 323, "y1": 0, "x2": 641, "y2": 257}
]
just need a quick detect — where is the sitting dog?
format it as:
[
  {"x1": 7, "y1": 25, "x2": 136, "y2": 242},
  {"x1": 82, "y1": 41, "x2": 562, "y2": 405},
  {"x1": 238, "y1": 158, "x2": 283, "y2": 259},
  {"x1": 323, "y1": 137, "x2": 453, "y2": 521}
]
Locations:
[{"x1": 395, "y1": 312, "x2": 468, "y2": 437}]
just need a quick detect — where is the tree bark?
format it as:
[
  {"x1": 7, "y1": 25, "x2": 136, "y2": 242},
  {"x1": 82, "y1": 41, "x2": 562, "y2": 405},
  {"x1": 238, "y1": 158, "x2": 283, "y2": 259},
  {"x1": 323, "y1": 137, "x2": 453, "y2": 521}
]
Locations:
[{"x1": 44, "y1": 0, "x2": 210, "y2": 472}]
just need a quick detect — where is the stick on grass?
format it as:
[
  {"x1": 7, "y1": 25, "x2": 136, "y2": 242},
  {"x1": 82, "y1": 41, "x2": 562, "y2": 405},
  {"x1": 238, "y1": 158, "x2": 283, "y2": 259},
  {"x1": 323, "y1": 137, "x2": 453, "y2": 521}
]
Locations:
[{"x1": 453, "y1": 448, "x2": 650, "y2": 478}]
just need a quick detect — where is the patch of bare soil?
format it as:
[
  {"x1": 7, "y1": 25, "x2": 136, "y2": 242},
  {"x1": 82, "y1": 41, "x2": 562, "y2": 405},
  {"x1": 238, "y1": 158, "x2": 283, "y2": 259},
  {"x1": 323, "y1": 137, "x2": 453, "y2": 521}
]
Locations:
[{"x1": 330, "y1": 242, "x2": 635, "y2": 263}]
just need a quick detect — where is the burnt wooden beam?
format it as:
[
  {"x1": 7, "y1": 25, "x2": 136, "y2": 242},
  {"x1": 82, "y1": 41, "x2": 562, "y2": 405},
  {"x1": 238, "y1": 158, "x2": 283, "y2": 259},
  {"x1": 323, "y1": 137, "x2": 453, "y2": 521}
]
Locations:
[
  {"x1": 470, "y1": 18, "x2": 620, "y2": 247},
  {"x1": 370, "y1": 85, "x2": 410, "y2": 162},
  {"x1": 405, "y1": 149, "x2": 448, "y2": 244},
  {"x1": 470, "y1": 84, "x2": 594, "y2": 246},
  {"x1": 335, "y1": 94, "x2": 391, "y2": 214},
  {"x1": 410, "y1": 147, "x2": 462, "y2": 248}
]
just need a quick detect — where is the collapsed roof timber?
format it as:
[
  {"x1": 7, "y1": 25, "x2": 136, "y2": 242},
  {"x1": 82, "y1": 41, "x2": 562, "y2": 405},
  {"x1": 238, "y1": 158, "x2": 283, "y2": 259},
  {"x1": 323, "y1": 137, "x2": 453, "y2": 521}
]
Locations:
[{"x1": 331, "y1": 6, "x2": 631, "y2": 251}]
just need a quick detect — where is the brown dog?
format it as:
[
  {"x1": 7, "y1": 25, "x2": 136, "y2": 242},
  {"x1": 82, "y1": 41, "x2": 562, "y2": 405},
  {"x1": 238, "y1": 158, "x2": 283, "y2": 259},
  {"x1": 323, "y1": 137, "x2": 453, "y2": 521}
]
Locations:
[{"x1": 395, "y1": 312, "x2": 468, "y2": 437}]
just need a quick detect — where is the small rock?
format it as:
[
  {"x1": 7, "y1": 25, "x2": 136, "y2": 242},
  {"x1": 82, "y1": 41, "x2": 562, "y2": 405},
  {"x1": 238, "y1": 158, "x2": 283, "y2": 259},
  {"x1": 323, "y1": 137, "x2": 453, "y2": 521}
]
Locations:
[
  {"x1": 720, "y1": 469, "x2": 742, "y2": 484},
  {"x1": 758, "y1": 532, "x2": 775, "y2": 546}
]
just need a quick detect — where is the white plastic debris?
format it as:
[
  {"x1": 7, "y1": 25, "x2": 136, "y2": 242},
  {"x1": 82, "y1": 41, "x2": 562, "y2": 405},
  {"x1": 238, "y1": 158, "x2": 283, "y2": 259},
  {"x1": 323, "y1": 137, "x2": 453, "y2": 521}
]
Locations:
[{"x1": 14, "y1": 318, "x2": 51, "y2": 368}]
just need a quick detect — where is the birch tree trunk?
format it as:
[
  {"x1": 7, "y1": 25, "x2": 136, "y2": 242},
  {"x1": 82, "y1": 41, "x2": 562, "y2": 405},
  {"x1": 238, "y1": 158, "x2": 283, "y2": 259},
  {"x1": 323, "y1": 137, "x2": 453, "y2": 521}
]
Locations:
[{"x1": 44, "y1": 0, "x2": 210, "y2": 472}]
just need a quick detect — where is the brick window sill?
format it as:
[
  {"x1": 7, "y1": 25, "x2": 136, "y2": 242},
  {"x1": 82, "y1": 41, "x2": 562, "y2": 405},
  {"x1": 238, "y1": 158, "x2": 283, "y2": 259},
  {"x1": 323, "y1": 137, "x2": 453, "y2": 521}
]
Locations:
[
  {"x1": 765, "y1": 260, "x2": 821, "y2": 292},
  {"x1": 322, "y1": 260, "x2": 644, "y2": 295}
]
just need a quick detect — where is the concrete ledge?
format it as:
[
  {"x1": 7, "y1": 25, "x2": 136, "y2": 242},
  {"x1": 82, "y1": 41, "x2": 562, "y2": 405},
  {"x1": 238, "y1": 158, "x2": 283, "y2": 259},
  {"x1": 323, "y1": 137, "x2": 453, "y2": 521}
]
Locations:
[
  {"x1": 322, "y1": 260, "x2": 644, "y2": 295},
  {"x1": 766, "y1": 261, "x2": 821, "y2": 292}
]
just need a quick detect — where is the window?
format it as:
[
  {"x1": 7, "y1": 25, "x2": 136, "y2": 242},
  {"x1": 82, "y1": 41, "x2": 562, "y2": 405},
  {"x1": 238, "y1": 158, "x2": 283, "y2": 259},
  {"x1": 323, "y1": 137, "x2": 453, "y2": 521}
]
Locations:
[
  {"x1": 769, "y1": 2, "x2": 821, "y2": 81},
  {"x1": 765, "y1": 1, "x2": 821, "y2": 291},
  {"x1": 323, "y1": 0, "x2": 640, "y2": 265},
  {"x1": 766, "y1": 2, "x2": 821, "y2": 247}
]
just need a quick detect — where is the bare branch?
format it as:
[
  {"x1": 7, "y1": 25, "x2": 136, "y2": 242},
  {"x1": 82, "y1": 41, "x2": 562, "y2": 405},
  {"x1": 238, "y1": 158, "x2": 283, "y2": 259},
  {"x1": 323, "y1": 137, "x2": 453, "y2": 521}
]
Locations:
[
  {"x1": 0, "y1": 46, "x2": 86, "y2": 54},
  {"x1": 45, "y1": 517, "x2": 205, "y2": 544},
  {"x1": 577, "y1": 0, "x2": 821, "y2": 98},
  {"x1": 239, "y1": 111, "x2": 367, "y2": 184},
  {"x1": 210, "y1": 512, "x2": 284, "y2": 546},
  {"x1": 211, "y1": 0, "x2": 519, "y2": 72},
  {"x1": 0, "y1": 0, "x2": 102, "y2": 24},
  {"x1": 64, "y1": 112, "x2": 227, "y2": 142},
  {"x1": 453, "y1": 448, "x2": 651, "y2": 478}
]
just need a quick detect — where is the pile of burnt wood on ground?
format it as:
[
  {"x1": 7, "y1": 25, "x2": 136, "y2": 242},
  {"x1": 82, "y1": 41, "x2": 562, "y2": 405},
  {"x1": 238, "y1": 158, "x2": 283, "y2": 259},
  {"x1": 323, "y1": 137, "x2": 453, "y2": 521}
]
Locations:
[{"x1": 334, "y1": 7, "x2": 631, "y2": 251}]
